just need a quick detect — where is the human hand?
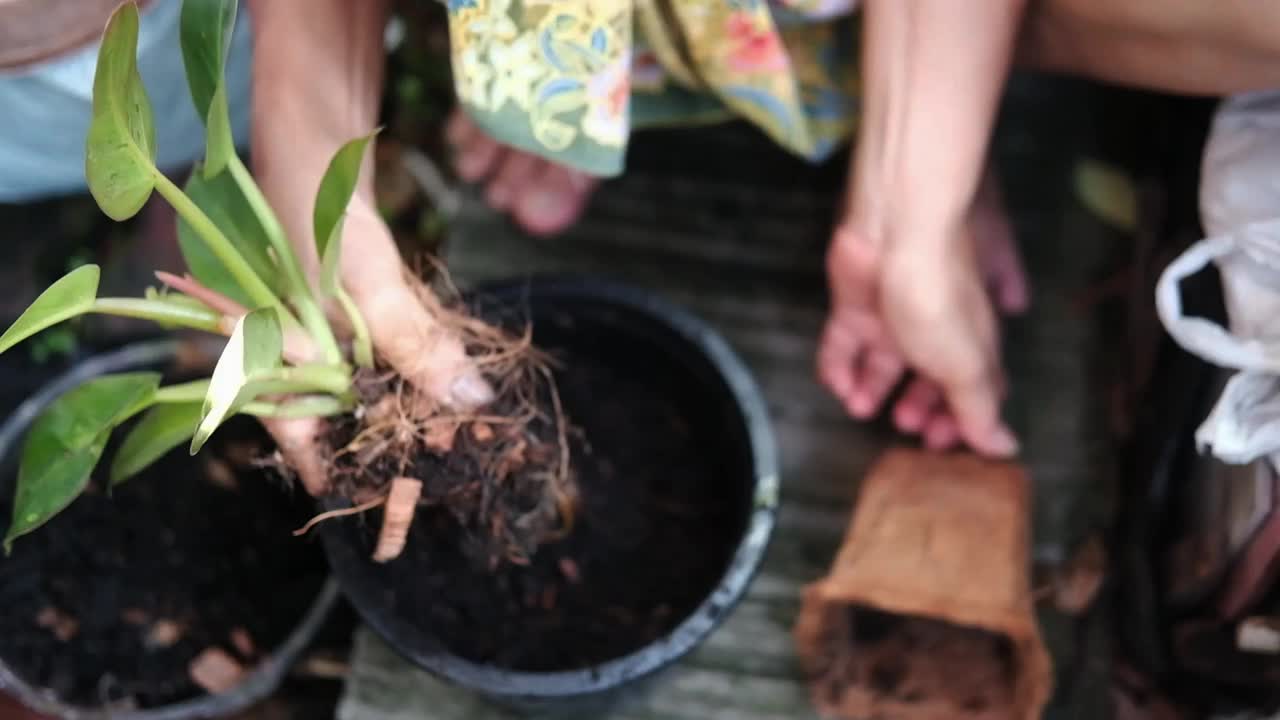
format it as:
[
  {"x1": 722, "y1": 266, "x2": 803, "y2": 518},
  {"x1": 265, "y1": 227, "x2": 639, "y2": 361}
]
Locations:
[
  {"x1": 253, "y1": 137, "x2": 493, "y2": 496},
  {"x1": 817, "y1": 192, "x2": 1027, "y2": 457}
]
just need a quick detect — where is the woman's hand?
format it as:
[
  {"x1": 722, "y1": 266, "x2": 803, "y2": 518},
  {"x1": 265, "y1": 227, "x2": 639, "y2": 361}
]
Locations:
[
  {"x1": 818, "y1": 0, "x2": 1030, "y2": 457},
  {"x1": 246, "y1": 0, "x2": 492, "y2": 495},
  {"x1": 818, "y1": 209, "x2": 1023, "y2": 457}
]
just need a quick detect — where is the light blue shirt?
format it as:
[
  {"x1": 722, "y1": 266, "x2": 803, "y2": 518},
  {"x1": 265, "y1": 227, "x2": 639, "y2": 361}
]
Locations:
[{"x1": 0, "y1": 0, "x2": 253, "y2": 203}]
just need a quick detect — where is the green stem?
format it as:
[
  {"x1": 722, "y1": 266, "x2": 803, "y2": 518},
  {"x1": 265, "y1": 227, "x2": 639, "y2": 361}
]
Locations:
[
  {"x1": 152, "y1": 170, "x2": 298, "y2": 326},
  {"x1": 154, "y1": 379, "x2": 209, "y2": 404},
  {"x1": 156, "y1": 364, "x2": 352, "y2": 405},
  {"x1": 256, "y1": 364, "x2": 353, "y2": 398},
  {"x1": 227, "y1": 156, "x2": 343, "y2": 364},
  {"x1": 91, "y1": 298, "x2": 224, "y2": 334},
  {"x1": 334, "y1": 287, "x2": 373, "y2": 368},
  {"x1": 241, "y1": 395, "x2": 351, "y2": 418}
]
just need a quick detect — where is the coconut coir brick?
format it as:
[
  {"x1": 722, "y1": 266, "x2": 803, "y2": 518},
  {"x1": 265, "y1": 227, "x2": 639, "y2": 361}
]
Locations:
[{"x1": 794, "y1": 448, "x2": 1053, "y2": 720}]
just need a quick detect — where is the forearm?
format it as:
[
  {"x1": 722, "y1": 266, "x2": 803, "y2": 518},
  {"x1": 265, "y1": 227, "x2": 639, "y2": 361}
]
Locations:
[
  {"x1": 850, "y1": 0, "x2": 1027, "y2": 246},
  {"x1": 247, "y1": 0, "x2": 389, "y2": 199}
]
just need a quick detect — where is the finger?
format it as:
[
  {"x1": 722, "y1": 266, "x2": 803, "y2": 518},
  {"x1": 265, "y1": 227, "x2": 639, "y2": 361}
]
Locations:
[
  {"x1": 342, "y1": 205, "x2": 495, "y2": 410},
  {"x1": 486, "y1": 151, "x2": 540, "y2": 211},
  {"x1": 893, "y1": 378, "x2": 941, "y2": 433},
  {"x1": 263, "y1": 416, "x2": 330, "y2": 496},
  {"x1": 816, "y1": 315, "x2": 860, "y2": 407},
  {"x1": 513, "y1": 164, "x2": 598, "y2": 237},
  {"x1": 984, "y1": 229, "x2": 1031, "y2": 315},
  {"x1": 364, "y1": 280, "x2": 494, "y2": 409},
  {"x1": 922, "y1": 414, "x2": 961, "y2": 451},
  {"x1": 851, "y1": 347, "x2": 903, "y2": 419},
  {"x1": 971, "y1": 170, "x2": 1030, "y2": 315},
  {"x1": 945, "y1": 372, "x2": 1019, "y2": 457}
]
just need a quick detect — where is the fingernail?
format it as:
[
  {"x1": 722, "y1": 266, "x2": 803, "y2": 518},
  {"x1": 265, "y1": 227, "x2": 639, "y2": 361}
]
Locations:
[
  {"x1": 565, "y1": 170, "x2": 592, "y2": 192},
  {"x1": 530, "y1": 190, "x2": 564, "y2": 216},
  {"x1": 448, "y1": 372, "x2": 494, "y2": 409},
  {"x1": 990, "y1": 426, "x2": 1020, "y2": 456}
]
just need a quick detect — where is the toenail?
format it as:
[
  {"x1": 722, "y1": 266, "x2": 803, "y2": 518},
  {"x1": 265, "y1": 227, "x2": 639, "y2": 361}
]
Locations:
[{"x1": 531, "y1": 189, "x2": 566, "y2": 212}]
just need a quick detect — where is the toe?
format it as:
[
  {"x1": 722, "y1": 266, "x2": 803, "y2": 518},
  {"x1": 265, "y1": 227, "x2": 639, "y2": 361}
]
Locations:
[
  {"x1": 513, "y1": 164, "x2": 597, "y2": 237},
  {"x1": 486, "y1": 151, "x2": 540, "y2": 211}
]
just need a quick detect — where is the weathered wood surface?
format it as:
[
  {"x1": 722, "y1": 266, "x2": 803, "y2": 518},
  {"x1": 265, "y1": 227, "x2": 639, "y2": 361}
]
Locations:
[{"x1": 338, "y1": 76, "x2": 1125, "y2": 720}]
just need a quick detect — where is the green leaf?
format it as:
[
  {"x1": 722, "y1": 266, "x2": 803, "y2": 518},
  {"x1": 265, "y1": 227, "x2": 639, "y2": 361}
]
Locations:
[
  {"x1": 177, "y1": 167, "x2": 279, "y2": 306},
  {"x1": 110, "y1": 402, "x2": 202, "y2": 485},
  {"x1": 0, "y1": 265, "x2": 100, "y2": 356},
  {"x1": 85, "y1": 2, "x2": 158, "y2": 221},
  {"x1": 313, "y1": 131, "x2": 379, "y2": 295},
  {"x1": 192, "y1": 309, "x2": 282, "y2": 453},
  {"x1": 6, "y1": 372, "x2": 160, "y2": 550},
  {"x1": 180, "y1": 0, "x2": 239, "y2": 176}
]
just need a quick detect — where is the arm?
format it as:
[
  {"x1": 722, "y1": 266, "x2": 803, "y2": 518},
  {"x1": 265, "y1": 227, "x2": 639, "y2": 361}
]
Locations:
[
  {"x1": 821, "y1": 0, "x2": 1028, "y2": 457},
  {"x1": 245, "y1": 0, "x2": 491, "y2": 409},
  {"x1": 849, "y1": 0, "x2": 1026, "y2": 246},
  {"x1": 247, "y1": 0, "x2": 388, "y2": 240},
  {"x1": 243, "y1": 0, "x2": 491, "y2": 494}
]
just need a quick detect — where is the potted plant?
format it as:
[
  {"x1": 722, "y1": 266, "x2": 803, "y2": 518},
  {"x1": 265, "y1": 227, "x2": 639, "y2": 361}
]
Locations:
[
  {"x1": 318, "y1": 277, "x2": 780, "y2": 714},
  {"x1": 0, "y1": 0, "x2": 780, "y2": 712},
  {"x1": 0, "y1": 340, "x2": 338, "y2": 719},
  {"x1": 0, "y1": 0, "x2": 374, "y2": 713}
]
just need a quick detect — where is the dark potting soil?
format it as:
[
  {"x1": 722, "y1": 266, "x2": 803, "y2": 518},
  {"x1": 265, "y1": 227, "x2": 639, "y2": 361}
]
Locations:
[
  {"x1": 339, "y1": 305, "x2": 754, "y2": 671},
  {"x1": 809, "y1": 606, "x2": 1017, "y2": 719},
  {"x1": 0, "y1": 417, "x2": 327, "y2": 708}
]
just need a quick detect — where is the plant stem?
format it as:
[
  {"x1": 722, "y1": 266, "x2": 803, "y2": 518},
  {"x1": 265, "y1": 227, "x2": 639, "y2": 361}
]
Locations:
[
  {"x1": 154, "y1": 379, "x2": 209, "y2": 404},
  {"x1": 157, "y1": 383, "x2": 350, "y2": 418},
  {"x1": 157, "y1": 363, "x2": 352, "y2": 404},
  {"x1": 334, "y1": 287, "x2": 373, "y2": 368},
  {"x1": 151, "y1": 170, "x2": 298, "y2": 326},
  {"x1": 92, "y1": 298, "x2": 225, "y2": 334},
  {"x1": 242, "y1": 395, "x2": 352, "y2": 418},
  {"x1": 227, "y1": 155, "x2": 343, "y2": 364},
  {"x1": 256, "y1": 364, "x2": 354, "y2": 398}
]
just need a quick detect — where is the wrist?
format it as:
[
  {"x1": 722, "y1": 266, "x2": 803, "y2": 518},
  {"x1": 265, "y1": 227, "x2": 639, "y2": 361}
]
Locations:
[{"x1": 838, "y1": 195, "x2": 968, "y2": 255}]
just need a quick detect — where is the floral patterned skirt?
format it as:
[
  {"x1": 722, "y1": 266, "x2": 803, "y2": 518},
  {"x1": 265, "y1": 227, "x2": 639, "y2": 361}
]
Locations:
[{"x1": 446, "y1": 0, "x2": 862, "y2": 176}]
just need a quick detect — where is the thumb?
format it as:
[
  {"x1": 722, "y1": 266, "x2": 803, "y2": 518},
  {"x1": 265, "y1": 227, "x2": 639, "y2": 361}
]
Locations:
[
  {"x1": 944, "y1": 370, "x2": 1019, "y2": 458},
  {"x1": 342, "y1": 204, "x2": 494, "y2": 410}
]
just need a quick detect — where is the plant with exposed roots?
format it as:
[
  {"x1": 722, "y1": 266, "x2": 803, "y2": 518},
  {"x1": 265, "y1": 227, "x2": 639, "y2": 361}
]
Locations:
[{"x1": 0, "y1": 0, "x2": 571, "y2": 564}]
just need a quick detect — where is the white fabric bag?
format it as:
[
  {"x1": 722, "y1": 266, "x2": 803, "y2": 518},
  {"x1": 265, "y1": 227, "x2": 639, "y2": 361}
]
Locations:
[{"x1": 1156, "y1": 91, "x2": 1280, "y2": 470}]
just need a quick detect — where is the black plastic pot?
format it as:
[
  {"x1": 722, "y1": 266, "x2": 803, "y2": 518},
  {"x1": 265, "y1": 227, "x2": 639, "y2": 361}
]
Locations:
[
  {"x1": 319, "y1": 276, "x2": 779, "y2": 714},
  {"x1": 0, "y1": 341, "x2": 339, "y2": 720}
]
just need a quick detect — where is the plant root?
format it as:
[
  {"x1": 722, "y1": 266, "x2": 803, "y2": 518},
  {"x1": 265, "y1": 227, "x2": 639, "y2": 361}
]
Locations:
[
  {"x1": 291, "y1": 495, "x2": 388, "y2": 537},
  {"x1": 322, "y1": 269, "x2": 576, "y2": 568},
  {"x1": 188, "y1": 648, "x2": 245, "y2": 695},
  {"x1": 373, "y1": 477, "x2": 423, "y2": 563}
]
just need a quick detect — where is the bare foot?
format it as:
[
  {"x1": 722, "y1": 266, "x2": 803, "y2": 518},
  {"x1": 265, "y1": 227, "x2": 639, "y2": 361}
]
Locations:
[{"x1": 446, "y1": 109, "x2": 599, "y2": 237}]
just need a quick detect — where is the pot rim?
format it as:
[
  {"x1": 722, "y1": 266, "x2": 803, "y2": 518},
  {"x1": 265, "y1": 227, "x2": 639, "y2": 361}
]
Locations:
[
  {"x1": 323, "y1": 275, "x2": 780, "y2": 699},
  {"x1": 0, "y1": 340, "x2": 339, "y2": 720}
]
